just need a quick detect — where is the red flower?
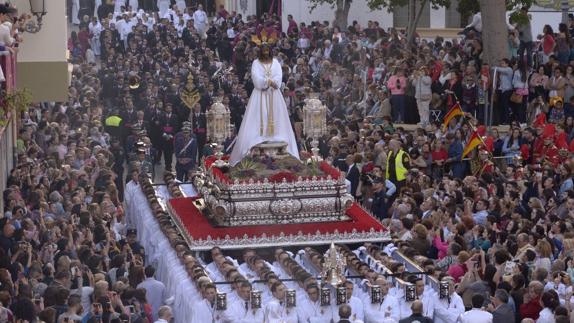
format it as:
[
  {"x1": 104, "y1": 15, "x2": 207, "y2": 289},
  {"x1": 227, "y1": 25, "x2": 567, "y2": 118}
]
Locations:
[{"x1": 269, "y1": 171, "x2": 297, "y2": 183}]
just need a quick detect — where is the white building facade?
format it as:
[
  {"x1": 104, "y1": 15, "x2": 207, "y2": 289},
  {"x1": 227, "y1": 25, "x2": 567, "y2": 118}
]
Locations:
[
  {"x1": 215, "y1": 0, "x2": 569, "y2": 39},
  {"x1": 218, "y1": 0, "x2": 463, "y2": 31}
]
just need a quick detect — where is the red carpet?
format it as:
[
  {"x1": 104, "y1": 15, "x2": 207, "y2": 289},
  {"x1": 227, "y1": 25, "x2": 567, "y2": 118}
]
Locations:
[{"x1": 169, "y1": 197, "x2": 386, "y2": 241}]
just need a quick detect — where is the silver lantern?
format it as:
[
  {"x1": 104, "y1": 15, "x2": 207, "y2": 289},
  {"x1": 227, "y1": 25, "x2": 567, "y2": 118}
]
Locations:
[
  {"x1": 303, "y1": 98, "x2": 327, "y2": 162},
  {"x1": 207, "y1": 99, "x2": 231, "y2": 167}
]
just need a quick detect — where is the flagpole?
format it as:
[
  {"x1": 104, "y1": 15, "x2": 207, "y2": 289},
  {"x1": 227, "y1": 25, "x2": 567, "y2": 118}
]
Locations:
[
  {"x1": 442, "y1": 95, "x2": 494, "y2": 160},
  {"x1": 447, "y1": 93, "x2": 493, "y2": 160},
  {"x1": 464, "y1": 116, "x2": 493, "y2": 160},
  {"x1": 489, "y1": 67, "x2": 498, "y2": 129}
]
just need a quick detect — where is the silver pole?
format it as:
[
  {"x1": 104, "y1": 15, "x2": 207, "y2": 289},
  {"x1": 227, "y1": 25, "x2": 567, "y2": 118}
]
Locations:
[{"x1": 489, "y1": 67, "x2": 498, "y2": 127}]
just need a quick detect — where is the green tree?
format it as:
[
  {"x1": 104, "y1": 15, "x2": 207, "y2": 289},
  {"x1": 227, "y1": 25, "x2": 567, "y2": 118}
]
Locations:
[
  {"x1": 308, "y1": 0, "x2": 450, "y2": 45},
  {"x1": 308, "y1": 0, "x2": 354, "y2": 31},
  {"x1": 475, "y1": 0, "x2": 534, "y2": 65},
  {"x1": 368, "y1": 0, "x2": 451, "y2": 44}
]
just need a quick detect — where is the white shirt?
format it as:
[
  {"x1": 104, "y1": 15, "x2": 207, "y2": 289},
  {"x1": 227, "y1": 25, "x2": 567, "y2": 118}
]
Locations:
[
  {"x1": 458, "y1": 308, "x2": 492, "y2": 323},
  {"x1": 192, "y1": 9, "x2": 208, "y2": 30},
  {"x1": 192, "y1": 299, "x2": 221, "y2": 323},
  {"x1": 0, "y1": 23, "x2": 14, "y2": 46},
  {"x1": 364, "y1": 294, "x2": 400, "y2": 323},
  {"x1": 537, "y1": 307, "x2": 556, "y2": 323},
  {"x1": 297, "y1": 295, "x2": 334, "y2": 323},
  {"x1": 137, "y1": 277, "x2": 167, "y2": 320},
  {"x1": 219, "y1": 296, "x2": 265, "y2": 323},
  {"x1": 264, "y1": 299, "x2": 298, "y2": 323},
  {"x1": 88, "y1": 21, "x2": 102, "y2": 38},
  {"x1": 206, "y1": 261, "x2": 218, "y2": 277},
  {"x1": 238, "y1": 263, "x2": 257, "y2": 280},
  {"x1": 466, "y1": 13, "x2": 482, "y2": 32},
  {"x1": 433, "y1": 292, "x2": 465, "y2": 323}
]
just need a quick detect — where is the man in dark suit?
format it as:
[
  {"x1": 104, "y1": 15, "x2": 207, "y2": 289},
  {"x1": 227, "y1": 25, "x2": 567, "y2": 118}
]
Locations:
[
  {"x1": 200, "y1": 82, "x2": 215, "y2": 112},
  {"x1": 158, "y1": 103, "x2": 180, "y2": 171},
  {"x1": 119, "y1": 97, "x2": 138, "y2": 129},
  {"x1": 191, "y1": 103, "x2": 207, "y2": 161},
  {"x1": 399, "y1": 300, "x2": 433, "y2": 323},
  {"x1": 345, "y1": 154, "x2": 361, "y2": 198},
  {"x1": 337, "y1": 304, "x2": 352, "y2": 323},
  {"x1": 491, "y1": 289, "x2": 515, "y2": 323}
]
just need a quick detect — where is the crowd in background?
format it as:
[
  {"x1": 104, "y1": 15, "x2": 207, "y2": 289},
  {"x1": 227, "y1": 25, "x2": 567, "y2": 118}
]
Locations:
[{"x1": 5, "y1": 0, "x2": 574, "y2": 322}]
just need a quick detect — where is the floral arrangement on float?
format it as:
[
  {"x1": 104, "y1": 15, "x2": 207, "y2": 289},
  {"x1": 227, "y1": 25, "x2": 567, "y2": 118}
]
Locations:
[{"x1": 204, "y1": 153, "x2": 342, "y2": 185}]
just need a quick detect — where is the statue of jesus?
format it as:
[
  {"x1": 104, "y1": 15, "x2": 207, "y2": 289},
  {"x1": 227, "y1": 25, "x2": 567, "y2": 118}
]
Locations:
[{"x1": 229, "y1": 42, "x2": 300, "y2": 165}]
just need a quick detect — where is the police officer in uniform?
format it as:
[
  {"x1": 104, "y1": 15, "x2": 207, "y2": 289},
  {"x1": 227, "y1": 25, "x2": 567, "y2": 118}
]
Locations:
[
  {"x1": 136, "y1": 146, "x2": 153, "y2": 176},
  {"x1": 104, "y1": 108, "x2": 123, "y2": 140},
  {"x1": 174, "y1": 121, "x2": 197, "y2": 181},
  {"x1": 386, "y1": 139, "x2": 410, "y2": 195}
]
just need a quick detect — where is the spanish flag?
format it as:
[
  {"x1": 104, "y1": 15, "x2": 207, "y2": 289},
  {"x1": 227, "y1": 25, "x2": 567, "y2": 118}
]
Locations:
[
  {"x1": 443, "y1": 103, "x2": 464, "y2": 130},
  {"x1": 462, "y1": 130, "x2": 483, "y2": 159}
]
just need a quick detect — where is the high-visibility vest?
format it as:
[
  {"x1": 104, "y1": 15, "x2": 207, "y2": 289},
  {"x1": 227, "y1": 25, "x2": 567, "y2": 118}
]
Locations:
[
  {"x1": 105, "y1": 115, "x2": 122, "y2": 127},
  {"x1": 386, "y1": 149, "x2": 408, "y2": 181}
]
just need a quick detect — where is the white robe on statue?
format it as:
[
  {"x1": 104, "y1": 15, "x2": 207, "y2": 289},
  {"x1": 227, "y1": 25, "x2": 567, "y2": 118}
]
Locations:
[{"x1": 229, "y1": 58, "x2": 300, "y2": 166}]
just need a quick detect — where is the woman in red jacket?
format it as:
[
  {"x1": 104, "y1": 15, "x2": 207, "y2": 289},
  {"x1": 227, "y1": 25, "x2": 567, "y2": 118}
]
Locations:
[{"x1": 519, "y1": 280, "x2": 544, "y2": 320}]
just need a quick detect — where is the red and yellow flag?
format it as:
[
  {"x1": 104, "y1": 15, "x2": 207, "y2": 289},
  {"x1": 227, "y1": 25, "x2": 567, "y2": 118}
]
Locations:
[
  {"x1": 443, "y1": 103, "x2": 464, "y2": 130},
  {"x1": 462, "y1": 130, "x2": 483, "y2": 159}
]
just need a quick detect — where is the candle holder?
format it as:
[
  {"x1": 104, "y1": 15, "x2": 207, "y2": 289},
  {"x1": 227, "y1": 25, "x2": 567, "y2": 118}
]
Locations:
[
  {"x1": 439, "y1": 281, "x2": 450, "y2": 299},
  {"x1": 336, "y1": 286, "x2": 347, "y2": 305},
  {"x1": 250, "y1": 290, "x2": 262, "y2": 309},
  {"x1": 303, "y1": 98, "x2": 327, "y2": 162},
  {"x1": 405, "y1": 285, "x2": 416, "y2": 302},
  {"x1": 320, "y1": 287, "x2": 331, "y2": 306},
  {"x1": 216, "y1": 292, "x2": 227, "y2": 311},
  {"x1": 370, "y1": 285, "x2": 382, "y2": 304},
  {"x1": 207, "y1": 100, "x2": 231, "y2": 168},
  {"x1": 286, "y1": 289, "x2": 296, "y2": 308}
]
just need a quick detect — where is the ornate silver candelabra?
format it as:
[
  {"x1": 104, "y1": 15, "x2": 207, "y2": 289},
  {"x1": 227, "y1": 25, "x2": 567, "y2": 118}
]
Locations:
[
  {"x1": 207, "y1": 99, "x2": 231, "y2": 168},
  {"x1": 303, "y1": 97, "x2": 327, "y2": 162}
]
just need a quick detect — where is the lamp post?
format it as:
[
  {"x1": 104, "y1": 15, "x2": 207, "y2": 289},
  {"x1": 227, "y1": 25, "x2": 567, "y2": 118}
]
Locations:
[
  {"x1": 26, "y1": 0, "x2": 47, "y2": 33},
  {"x1": 303, "y1": 97, "x2": 327, "y2": 162},
  {"x1": 206, "y1": 99, "x2": 231, "y2": 167}
]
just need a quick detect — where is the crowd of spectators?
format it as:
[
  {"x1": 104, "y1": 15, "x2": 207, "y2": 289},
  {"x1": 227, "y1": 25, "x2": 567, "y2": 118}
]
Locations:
[{"x1": 6, "y1": 0, "x2": 574, "y2": 322}]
